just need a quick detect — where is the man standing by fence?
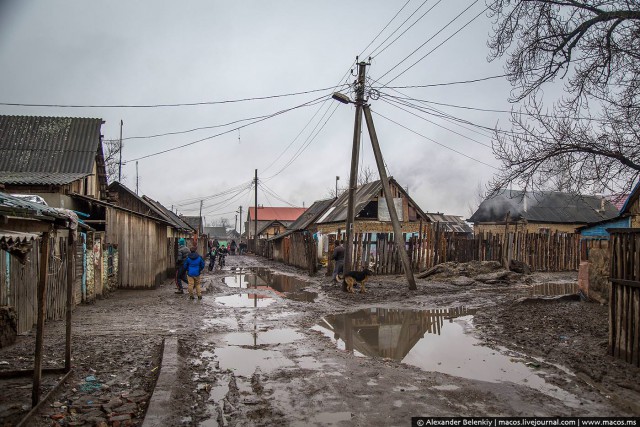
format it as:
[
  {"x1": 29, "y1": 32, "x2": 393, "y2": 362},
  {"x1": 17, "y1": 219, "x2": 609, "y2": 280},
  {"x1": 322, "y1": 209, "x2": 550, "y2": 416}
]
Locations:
[{"x1": 331, "y1": 240, "x2": 345, "y2": 285}]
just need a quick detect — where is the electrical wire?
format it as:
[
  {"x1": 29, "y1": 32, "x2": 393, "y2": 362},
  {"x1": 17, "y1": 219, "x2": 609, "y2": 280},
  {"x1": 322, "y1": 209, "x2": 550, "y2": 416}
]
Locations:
[
  {"x1": 381, "y1": 74, "x2": 510, "y2": 88},
  {"x1": 121, "y1": 104, "x2": 322, "y2": 141},
  {"x1": 0, "y1": 85, "x2": 348, "y2": 109},
  {"x1": 371, "y1": 109, "x2": 500, "y2": 170},
  {"x1": 358, "y1": 0, "x2": 414, "y2": 59},
  {"x1": 125, "y1": 94, "x2": 329, "y2": 162},
  {"x1": 373, "y1": 0, "x2": 480, "y2": 85},
  {"x1": 173, "y1": 180, "x2": 254, "y2": 206},
  {"x1": 380, "y1": 97, "x2": 492, "y2": 148},
  {"x1": 383, "y1": 4, "x2": 488, "y2": 86},
  {"x1": 368, "y1": 0, "x2": 444, "y2": 60},
  {"x1": 259, "y1": 182, "x2": 298, "y2": 207}
]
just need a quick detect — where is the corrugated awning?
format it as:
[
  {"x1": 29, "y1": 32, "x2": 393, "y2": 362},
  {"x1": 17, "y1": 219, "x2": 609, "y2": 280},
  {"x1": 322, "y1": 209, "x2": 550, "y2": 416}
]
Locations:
[{"x1": 0, "y1": 230, "x2": 39, "y2": 243}]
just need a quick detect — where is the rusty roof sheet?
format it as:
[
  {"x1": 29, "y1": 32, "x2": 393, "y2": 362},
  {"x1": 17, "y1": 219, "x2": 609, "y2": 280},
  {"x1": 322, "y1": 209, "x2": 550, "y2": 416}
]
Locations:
[
  {"x1": 0, "y1": 115, "x2": 103, "y2": 184},
  {"x1": 424, "y1": 213, "x2": 473, "y2": 234}
]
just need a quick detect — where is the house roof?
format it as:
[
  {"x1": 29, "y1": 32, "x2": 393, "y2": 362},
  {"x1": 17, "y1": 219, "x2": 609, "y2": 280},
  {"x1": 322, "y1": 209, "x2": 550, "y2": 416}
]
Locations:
[
  {"x1": 248, "y1": 206, "x2": 306, "y2": 222},
  {"x1": 109, "y1": 182, "x2": 164, "y2": 220},
  {"x1": 256, "y1": 219, "x2": 286, "y2": 236},
  {"x1": 469, "y1": 190, "x2": 619, "y2": 224},
  {"x1": 181, "y1": 216, "x2": 203, "y2": 233},
  {"x1": 0, "y1": 191, "x2": 72, "y2": 223},
  {"x1": 142, "y1": 196, "x2": 194, "y2": 232},
  {"x1": 620, "y1": 181, "x2": 640, "y2": 215},
  {"x1": 317, "y1": 178, "x2": 427, "y2": 224},
  {"x1": 287, "y1": 198, "x2": 335, "y2": 231},
  {"x1": 204, "y1": 226, "x2": 228, "y2": 239},
  {"x1": 424, "y1": 213, "x2": 473, "y2": 234},
  {"x1": 0, "y1": 115, "x2": 105, "y2": 186}
]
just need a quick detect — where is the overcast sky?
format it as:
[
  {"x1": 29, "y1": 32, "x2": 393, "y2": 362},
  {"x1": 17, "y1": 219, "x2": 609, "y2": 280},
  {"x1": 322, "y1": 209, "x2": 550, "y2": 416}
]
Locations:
[{"x1": 0, "y1": 0, "x2": 520, "y2": 225}]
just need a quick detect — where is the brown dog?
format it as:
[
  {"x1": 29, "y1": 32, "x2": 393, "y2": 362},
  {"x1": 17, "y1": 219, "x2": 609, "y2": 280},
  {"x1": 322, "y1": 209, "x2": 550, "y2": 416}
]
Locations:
[{"x1": 341, "y1": 269, "x2": 374, "y2": 293}]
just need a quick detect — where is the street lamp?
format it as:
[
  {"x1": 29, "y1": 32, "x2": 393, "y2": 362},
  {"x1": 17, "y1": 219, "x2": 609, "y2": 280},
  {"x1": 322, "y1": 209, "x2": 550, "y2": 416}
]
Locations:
[{"x1": 331, "y1": 92, "x2": 352, "y2": 104}]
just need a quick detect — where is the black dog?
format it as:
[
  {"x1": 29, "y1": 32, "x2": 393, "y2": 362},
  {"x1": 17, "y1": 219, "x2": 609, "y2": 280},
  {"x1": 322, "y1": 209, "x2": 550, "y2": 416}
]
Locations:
[{"x1": 341, "y1": 269, "x2": 374, "y2": 293}]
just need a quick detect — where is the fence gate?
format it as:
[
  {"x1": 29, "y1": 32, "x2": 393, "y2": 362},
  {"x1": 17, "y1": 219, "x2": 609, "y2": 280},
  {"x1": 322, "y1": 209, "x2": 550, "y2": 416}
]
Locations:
[{"x1": 609, "y1": 229, "x2": 640, "y2": 366}]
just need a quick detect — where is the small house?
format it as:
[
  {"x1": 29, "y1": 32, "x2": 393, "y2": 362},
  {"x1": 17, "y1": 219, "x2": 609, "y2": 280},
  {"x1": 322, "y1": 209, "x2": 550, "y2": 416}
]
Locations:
[{"x1": 245, "y1": 206, "x2": 307, "y2": 240}]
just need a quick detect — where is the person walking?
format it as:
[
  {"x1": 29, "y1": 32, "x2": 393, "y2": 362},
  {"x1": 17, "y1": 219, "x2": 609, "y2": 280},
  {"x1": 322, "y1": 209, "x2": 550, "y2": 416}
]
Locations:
[
  {"x1": 175, "y1": 238, "x2": 191, "y2": 294},
  {"x1": 331, "y1": 240, "x2": 345, "y2": 284},
  {"x1": 184, "y1": 246, "x2": 205, "y2": 300}
]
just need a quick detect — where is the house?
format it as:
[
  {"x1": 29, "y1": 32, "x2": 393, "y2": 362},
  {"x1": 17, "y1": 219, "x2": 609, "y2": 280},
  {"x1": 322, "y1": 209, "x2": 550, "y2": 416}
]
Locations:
[
  {"x1": 266, "y1": 198, "x2": 335, "y2": 272},
  {"x1": 204, "y1": 226, "x2": 229, "y2": 246},
  {"x1": 314, "y1": 178, "x2": 429, "y2": 235},
  {"x1": 181, "y1": 215, "x2": 204, "y2": 235},
  {"x1": 469, "y1": 190, "x2": 619, "y2": 235},
  {"x1": 0, "y1": 115, "x2": 108, "y2": 205},
  {"x1": 141, "y1": 195, "x2": 195, "y2": 238},
  {"x1": 245, "y1": 206, "x2": 307, "y2": 239}
]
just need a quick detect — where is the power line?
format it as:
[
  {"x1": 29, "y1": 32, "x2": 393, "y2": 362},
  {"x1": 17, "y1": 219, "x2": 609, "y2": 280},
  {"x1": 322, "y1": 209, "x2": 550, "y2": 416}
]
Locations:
[
  {"x1": 380, "y1": 97, "x2": 492, "y2": 148},
  {"x1": 358, "y1": 0, "x2": 414, "y2": 59},
  {"x1": 368, "y1": 0, "x2": 444, "y2": 59},
  {"x1": 372, "y1": 109, "x2": 500, "y2": 170},
  {"x1": 173, "y1": 180, "x2": 253, "y2": 207},
  {"x1": 383, "y1": 4, "x2": 488, "y2": 85},
  {"x1": 374, "y1": 0, "x2": 480, "y2": 84},
  {"x1": 125, "y1": 94, "x2": 329, "y2": 162},
  {"x1": 0, "y1": 85, "x2": 348, "y2": 109},
  {"x1": 259, "y1": 182, "x2": 297, "y2": 207},
  {"x1": 381, "y1": 73, "x2": 510, "y2": 88}
]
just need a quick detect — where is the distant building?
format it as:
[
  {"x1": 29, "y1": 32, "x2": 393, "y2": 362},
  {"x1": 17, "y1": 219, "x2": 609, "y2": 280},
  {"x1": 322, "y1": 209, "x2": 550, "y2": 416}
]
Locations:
[{"x1": 245, "y1": 206, "x2": 307, "y2": 239}]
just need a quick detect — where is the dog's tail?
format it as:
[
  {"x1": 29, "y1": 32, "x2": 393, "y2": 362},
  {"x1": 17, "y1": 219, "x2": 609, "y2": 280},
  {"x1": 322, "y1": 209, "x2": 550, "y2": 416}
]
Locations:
[{"x1": 342, "y1": 277, "x2": 348, "y2": 292}]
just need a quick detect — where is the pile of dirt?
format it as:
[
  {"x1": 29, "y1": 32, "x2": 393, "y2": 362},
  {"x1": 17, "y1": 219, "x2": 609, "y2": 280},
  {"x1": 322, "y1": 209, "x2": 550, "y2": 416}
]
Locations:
[{"x1": 417, "y1": 260, "x2": 522, "y2": 285}]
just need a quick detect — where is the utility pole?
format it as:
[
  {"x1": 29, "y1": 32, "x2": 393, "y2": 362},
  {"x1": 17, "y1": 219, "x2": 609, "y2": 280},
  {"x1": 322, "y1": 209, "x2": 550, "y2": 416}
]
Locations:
[
  {"x1": 234, "y1": 214, "x2": 238, "y2": 233},
  {"x1": 199, "y1": 200, "x2": 203, "y2": 237},
  {"x1": 335, "y1": 176, "x2": 339, "y2": 197},
  {"x1": 135, "y1": 161, "x2": 139, "y2": 195},
  {"x1": 254, "y1": 169, "x2": 258, "y2": 252},
  {"x1": 344, "y1": 60, "x2": 368, "y2": 272},
  {"x1": 118, "y1": 120, "x2": 123, "y2": 182},
  {"x1": 238, "y1": 206, "x2": 243, "y2": 240},
  {"x1": 363, "y1": 105, "x2": 416, "y2": 290}
]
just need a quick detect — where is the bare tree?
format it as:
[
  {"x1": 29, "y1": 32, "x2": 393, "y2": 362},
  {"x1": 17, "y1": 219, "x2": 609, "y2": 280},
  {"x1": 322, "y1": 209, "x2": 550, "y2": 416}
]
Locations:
[
  {"x1": 487, "y1": 0, "x2": 640, "y2": 196},
  {"x1": 103, "y1": 139, "x2": 124, "y2": 184},
  {"x1": 358, "y1": 165, "x2": 377, "y2": 186},
  {"x1": 216, "y1": 217, "x2": 231, "y2": 229}
]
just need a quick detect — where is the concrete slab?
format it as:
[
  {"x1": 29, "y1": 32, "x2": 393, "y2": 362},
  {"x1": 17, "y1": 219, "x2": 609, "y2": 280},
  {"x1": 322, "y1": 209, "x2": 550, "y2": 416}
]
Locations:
[{"x1": 142, "y1": 336, "x2": 178, "y2": 427}]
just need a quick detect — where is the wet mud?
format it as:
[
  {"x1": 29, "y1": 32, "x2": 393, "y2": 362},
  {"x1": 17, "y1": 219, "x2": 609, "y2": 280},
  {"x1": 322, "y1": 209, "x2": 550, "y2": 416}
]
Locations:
[{"x1": 0, "y1": 255, "x2": 638, "y2": 426}]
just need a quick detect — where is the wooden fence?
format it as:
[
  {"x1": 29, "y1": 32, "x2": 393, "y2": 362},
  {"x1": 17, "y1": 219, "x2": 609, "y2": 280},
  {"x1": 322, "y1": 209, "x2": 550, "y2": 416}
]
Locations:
[
  {"x1": 270, "y1": 232, "x2": 317, "y2": 275},
  {"x1": 609, "y1": 228, "x2": 640, "y2": 366},
  {"x1": 0, "y1": 235, "x2": 71, "y2": 334},
  {"x1": 344, "y1": 228, "x2": 580, "y2": 275}
]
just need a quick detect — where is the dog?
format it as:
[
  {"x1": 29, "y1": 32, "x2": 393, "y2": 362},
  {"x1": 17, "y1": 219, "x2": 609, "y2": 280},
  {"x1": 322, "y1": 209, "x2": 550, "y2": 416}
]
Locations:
[{"x1": 341, "y1": 269, "x2": 374, "y2": 294}]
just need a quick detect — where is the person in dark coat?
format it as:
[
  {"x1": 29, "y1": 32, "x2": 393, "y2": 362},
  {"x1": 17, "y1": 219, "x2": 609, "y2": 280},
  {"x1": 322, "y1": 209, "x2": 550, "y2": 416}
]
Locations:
[
  {"x1": 332, "y1": 240, "x2": 345, "y2": 284},
  {"x1": 175, "y1": 238, "x2": 191, "y2": 293},
  {"x1": 184, "y1": 246, "x2": 205, "y2": 299}
]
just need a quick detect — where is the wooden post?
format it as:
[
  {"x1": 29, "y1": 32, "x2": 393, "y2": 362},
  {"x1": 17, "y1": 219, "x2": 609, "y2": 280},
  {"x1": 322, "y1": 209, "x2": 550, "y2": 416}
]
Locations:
[
  {"x1": 33, "y1": 231, "x2": 50, "y2": 407},
  {"x1": 502, "y1": 211, "x2": 510, "y2": 268},
  {"x1": 363, "y1": 105, "x2": 416, "y2": 290},
  {"x1": 65, "y1": 232, "x2": 75, "y2": 373}
]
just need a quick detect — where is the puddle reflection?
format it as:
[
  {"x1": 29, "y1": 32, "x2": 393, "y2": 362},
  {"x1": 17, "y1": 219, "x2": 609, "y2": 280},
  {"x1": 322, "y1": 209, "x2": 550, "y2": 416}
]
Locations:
[
  {"x1": 313, "y1": 306, "x2": 583, "y2": 405},
  {"x1": 214, "y1": 293, "x2": 276, "y2": 308},
  {"x1": 222, "y1": 269, "x2": 316, "y2": 302},
  {"x1": 529, "y1": 282, "x2": 578, "y2": 296}
]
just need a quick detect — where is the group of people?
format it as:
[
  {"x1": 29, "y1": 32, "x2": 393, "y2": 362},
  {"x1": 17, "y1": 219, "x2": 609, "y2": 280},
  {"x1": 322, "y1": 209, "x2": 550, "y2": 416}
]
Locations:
[{"x1": 174, "y1": 237, "x2": 249, "y2": 299}]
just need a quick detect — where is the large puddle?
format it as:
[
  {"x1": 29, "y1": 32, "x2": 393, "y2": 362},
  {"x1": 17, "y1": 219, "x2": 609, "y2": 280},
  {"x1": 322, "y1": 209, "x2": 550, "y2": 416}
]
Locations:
[
  {"x1": 214, "y1": 293, "x2": 277, "y2": 308},
  {"x1": 221, "y1": 270, "x2": 317, "y2": 302},
  {"x1": 313, "y1": 306, "x2": 582, "y2": 406}
]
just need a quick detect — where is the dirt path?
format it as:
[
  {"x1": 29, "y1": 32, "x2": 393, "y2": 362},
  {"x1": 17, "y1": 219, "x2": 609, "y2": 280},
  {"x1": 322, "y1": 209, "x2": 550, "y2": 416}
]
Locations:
[{"x1": 1, "y1": 255, "x2": 638, "y2": 426}]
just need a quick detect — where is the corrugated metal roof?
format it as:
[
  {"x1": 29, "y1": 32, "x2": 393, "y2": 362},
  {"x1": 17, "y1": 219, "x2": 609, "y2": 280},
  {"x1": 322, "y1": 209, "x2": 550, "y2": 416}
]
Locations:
[
  {"x1": 0, "y1": 172, "x2": 89, "y2": 185},
  {"x1": 318, "y1": 181, "x2": 382, "y2": 224},
  {"x1": 248, "y1": 206, "x2": 307, "y2": 221},
  {"x1": 0, "y1": 191, "x2": 70, "y2": 221},
  {"x1": 0, "y1": 115, "x2": 103, "y2": 184},
  {"x1": 287, "y1": 198, "x2": 335, "y2": 230},
  {"x1": 142, "y1": 196, "x2": 194, "y2": 231},
  {"x1": 0, "y1": 230, "x2": 38, "y2": 243},
  {"x1": 469, "y1": 190, "x2": 619, "y2": 224},
  {"x1": 181, "y1": 216, "x2": 202, "y2": 233},
  {"x1": 425, "y1": 213, "x2": 473, "y2": 234}
]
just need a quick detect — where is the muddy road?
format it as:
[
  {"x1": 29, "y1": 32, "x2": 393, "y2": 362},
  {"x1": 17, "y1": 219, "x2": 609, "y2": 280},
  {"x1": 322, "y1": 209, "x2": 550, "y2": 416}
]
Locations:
[{"x1": 1, "y1": 254, "x2": 639, "y2": 426}]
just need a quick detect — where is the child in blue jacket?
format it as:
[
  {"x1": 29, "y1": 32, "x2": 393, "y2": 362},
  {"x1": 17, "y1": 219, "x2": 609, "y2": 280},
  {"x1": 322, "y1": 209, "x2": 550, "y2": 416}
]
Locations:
[{"x1": 183, "y1": 246, "x2": 205, "y2": 299}]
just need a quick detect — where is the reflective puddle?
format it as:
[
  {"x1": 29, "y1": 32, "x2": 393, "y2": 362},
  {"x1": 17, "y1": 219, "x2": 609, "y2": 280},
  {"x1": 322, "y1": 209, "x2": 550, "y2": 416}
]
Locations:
[
  {"x1": 529, "y1": 282, "x2": 578, "y2": 296},
  {"x1": 222, "y1": 269, "x2": 317, "y2": 302},
  {"x1": 214, "y1": 293, "x2": 277, "y2": 307},
  {"x1": 213, "y1": 328, "x2": 303, "y2": 376},
  {"x1": 313, "y1": 306, "x2": 582, "y2": 406}
]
